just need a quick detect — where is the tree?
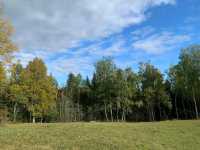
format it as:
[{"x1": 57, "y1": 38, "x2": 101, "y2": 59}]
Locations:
[
  {"x1": 180, "y1": 46, "x2": 200, "y2": 119},
  {"x1": 0, "y1": 62, "x2": 7, "y2": 122},
  {"x1": 7, "y1": 61, "x2": 27, "y2": 122},
  {"x1": 94, "y1": 58, "x2": 116, "y2": 121},
  {"x1": 168, "y1": 65, "x2": 183, "y2": 119},
  {"x1": 114, "y1": 68, "x2": 138, "y2": 121},
  {"x1": 0, "y1": 18, "x2": 17, "y2": 61},
  {"x1": 139, "y1": 62, "x2": 171, "y2": 121},
  {"x1": 168, "y1": 45, "x2": 200, "y2": 119},
  {"x1": 22, "y1": 58, "x2": 57, "y2": 123},
  {"x1": 0, "y1": 11, "x2": 17, "y2": 122},
  {"x1": 79, "y1": 76, "x2": 93, "y2": 121},
  {"x1": 66, "y1": 73, "x2": 82, "y2": 121}
]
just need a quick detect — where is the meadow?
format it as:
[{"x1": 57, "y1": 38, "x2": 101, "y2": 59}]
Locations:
[{"x1": 0, "y1": 120, "x2": 199, "y2": 150}]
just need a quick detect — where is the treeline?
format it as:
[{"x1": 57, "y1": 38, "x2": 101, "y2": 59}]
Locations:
[
  {"x1": 0, "y1": 15, "x2": 200, "y2": 123},
  {"x1": 0, "y1": 45, "x2": 200, "y2": 123},
  {"x1": 57, "y1": 45, "x2": 200, "y2": 122}
]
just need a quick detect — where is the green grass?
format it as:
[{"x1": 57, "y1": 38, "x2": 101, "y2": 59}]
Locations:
[{"x1": 0, "y1": 120, "x2": 200, "y2": 150}]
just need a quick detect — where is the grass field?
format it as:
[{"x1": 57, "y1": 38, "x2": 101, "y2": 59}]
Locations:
[{"x1": 0, "y1": 120, "x2": 199, "y2": 150}]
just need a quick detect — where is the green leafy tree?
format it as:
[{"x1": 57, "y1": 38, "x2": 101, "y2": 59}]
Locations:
[
  {"x1": 7, "y1": 61, "x2": 27, "y2": 122},
  {"x1": 0, "y1": 63, "x2": 7, "y2": 122},
  {"x1": 168, "y1": 45, "x2": 200, "y2": 119},
  {"x1": 66, "y1": 73, "x2": 82, "y2": 121},
  {"x1": 139, "y1": 62, "x2": 171, "y2": 121},
  {"x1": 114, "y1": 68, "x2": 138, "y2": 121},
  {"x1": 94, "y1": 58, "x2": 116, "y2": 121}
]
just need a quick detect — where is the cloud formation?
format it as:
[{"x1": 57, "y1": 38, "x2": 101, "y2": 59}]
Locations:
[
  {"x1": 133, "y1": 32, "x2": 190, "y2": 54},
  {"x1": 3, "y1": 0, "x2": 186, "y2": 84},
  {"x1": 3, "y1": 0, "x2": 175, "y2": 50}
]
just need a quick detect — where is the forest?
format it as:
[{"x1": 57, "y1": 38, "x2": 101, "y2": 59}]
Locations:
[{"x1": 0, "y1": 14, "x2": 200, "y2": 124}]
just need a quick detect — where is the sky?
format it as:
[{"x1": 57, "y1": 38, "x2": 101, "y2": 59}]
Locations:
[{"x1": 2, "y1": 0, "x2": 200, "y2": 85}]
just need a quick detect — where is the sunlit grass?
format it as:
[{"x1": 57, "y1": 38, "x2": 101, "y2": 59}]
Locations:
[{"x1": 0, "y1": 120, "x2": 199, "y2": 150}]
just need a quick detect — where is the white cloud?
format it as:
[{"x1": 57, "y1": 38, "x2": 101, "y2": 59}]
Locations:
[
  {"x1": 132, "y1": 26, "x2": 155, "y2": 40},
  {"x1": 47, "y1": 36, "x2": 127, "y2": 77},
  {"x1": 133, "y1": 32, "x2": 190, "y2": 54},
  {"x1": 48, "y1": 56, "x2": 95, "y2": 79},
  {"x1": 78, "y1": 36, "x2": 126, "y2": 57},
  {"x1": 3, "y1": 0, "x2": 175, "y2": 51},
  {"x1": 13, "y1": 49, "x2": 56, "y2": 66},
  {"x1": 3, "y1": 0, "x2": 179, "y2": 83}
]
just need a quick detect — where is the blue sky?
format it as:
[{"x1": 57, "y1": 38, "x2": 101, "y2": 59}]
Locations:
[{"x1": 3, "y1": 0, "x2": 200, "y2": 85}]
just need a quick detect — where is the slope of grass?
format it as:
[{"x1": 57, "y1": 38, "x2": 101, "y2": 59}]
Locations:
[{"x1": 0, "y1": 120, "x2": 199, "y2": 150}]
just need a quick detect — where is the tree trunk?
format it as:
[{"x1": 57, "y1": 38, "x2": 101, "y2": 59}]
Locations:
[
  {"x1": 174, "y1": 93, "x2": 179, "y2": 119},
  {"x1": 74, "y1": 104, "x2": 77, "y2": 122},
  {"x1": 121, "y1": 109, "x2": 123, "y2": 121},
  {"x1": 124, "y1": 109, "x2": 126, "y2": 121},
  {"x1": 151, "y1": 109, "x2": 154, "y2": 121},
  {"x1": 13, "y1": 102, "x2": 18, "y2": 122},
  {"x1": 192, "y1": 88, "x2": 199, "y2": 119},
  {"x1": 29, "y1": 112, "x2": 32, "y2": 123},
  {"x1": 181, "y1": 98, "x2": 186, "y2": 119},
  {"x1": 152, "y1": 109, "x2": 155, "y2": 121},
  {"x1": 104, "y1": 102, "x2": 108, "y2": 121},
  {"x1": 110, "y1": 104, "x2": 113, "y2": 122},
  {"x1": 158, "y1": 103, "x2": 161, "y2": 121},
  {"x1": 148, "y1": 105, "x2": 151, "y2": 121},
  {"x1": 116, "y1": 105, "x2": 119, "y2": 122},
  {"x1": 122, "y1": 107, "x2": 125, "y2": 121},
  {"x1": 60, "y1": 99, "x2": 62, "y2": 121},
  {"x1": 32, "y1": 116, "x2": 36, "y2": 123},
  {"x1": 74, "y1": 111, "x2": 77, "y2": 122},
  {"x1": 77, "y1": 102, "x2": 80, "y2": 121},
  {"x1": 150, "y1": 105, "x2": 154, "y2": 121}
]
